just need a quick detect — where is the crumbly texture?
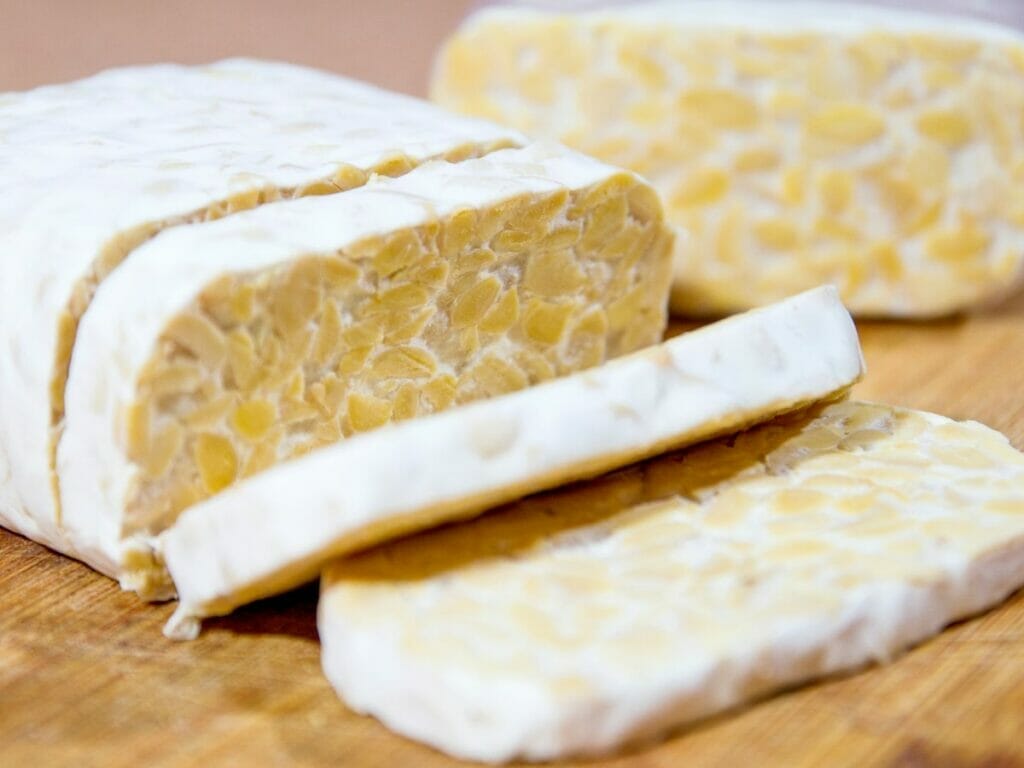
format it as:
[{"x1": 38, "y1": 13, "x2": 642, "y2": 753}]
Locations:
[
  {"x1": 120, "y1": 175, "x2": 669, "y2": 538},
  {"x1": 320, "y1": 400, "x2": 1024, "y2": 762},
  {"x1": 433, "y1": 5, "x2": 1024, "y2": 316},
  {"x1": 52, "y1": 148, "x2": 497, "y2": 476}
]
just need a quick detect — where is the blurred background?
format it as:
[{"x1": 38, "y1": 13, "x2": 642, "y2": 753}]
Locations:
[
  {"x1": 3, "y1": 1, "x2": 1022, "y2": 96},
  {"x1": 0, "y1": 0, "x2": 476, "y2": 96}
]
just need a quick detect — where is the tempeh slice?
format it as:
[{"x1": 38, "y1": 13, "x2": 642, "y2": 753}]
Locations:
[
  {"x1": 162, "y1": 286, "x2": 861, "y2": 638},
  {"x1": 60, "y1": 144, "x2": 674, "y2": 597},
  {"x1": 319, "y1": 399, "x2": 1024, "y2": 762}
]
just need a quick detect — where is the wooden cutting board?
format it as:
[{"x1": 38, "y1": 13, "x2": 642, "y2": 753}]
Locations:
[{"x1": 2, "y1": 290, "x2": 1023, "y2": 768}]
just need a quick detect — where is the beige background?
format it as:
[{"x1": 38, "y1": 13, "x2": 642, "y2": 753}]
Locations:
[{"x1": 0, "y1": 0, "x2": 475, "y2": 96}]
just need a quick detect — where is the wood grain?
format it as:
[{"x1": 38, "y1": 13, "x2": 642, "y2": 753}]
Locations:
[
  {"x1": 2, "y1": 292, "x2": 1023, "y2": 768},
  {"x1": 2, "y1": 3, "x2": 1023, "y2": 764}
]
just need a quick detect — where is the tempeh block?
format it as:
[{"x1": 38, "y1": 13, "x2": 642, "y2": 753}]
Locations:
[
  {"x1": 433, "y1": 2, "x2": 1024, "y2": 316},
  {"x1": 320, "y1": 399, "x2": 1024, "y2": 762},
  {"x1": 0, "y1": 58, "x2": 523, "y2": 572}
]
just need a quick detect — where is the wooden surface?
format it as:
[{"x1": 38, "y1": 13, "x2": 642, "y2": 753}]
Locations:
[{"x1": 2, "y1": 2, "x2": 1024, "y2": 765}]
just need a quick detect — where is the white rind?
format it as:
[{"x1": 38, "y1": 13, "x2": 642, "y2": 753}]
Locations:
[
  {"x1": 59, "y1": 143, "x2": 643, "y2": 582},
  {"x1": 0, "y1": 58, "x2": 523, "y2": 573},
  {"x1": 322, "y1": 544, "x2": 1024, "y2": 761},
  {"x1": 318, "y1": 402, "x2": 1024, "y2": 762},
  {"x1": 162, "y1": 286, "x2": 863, "y2": 638}
]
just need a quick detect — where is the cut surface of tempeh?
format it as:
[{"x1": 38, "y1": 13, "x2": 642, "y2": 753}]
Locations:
[
  {"x1": 162, "y1": 286, "x2": 861, "y2": 638},
  {"x1": 0, "y1": 58, "x2": 523, "y2": 569},
  {"x1": 60, "y1": 144, "x2": 673, "y2": 597},
  {"x1": 433, "y1": 2, "x2": 1024, "y2": 317},
  {"x1": 319, "y1": 399, "x2": 1024, "y2": 763}
]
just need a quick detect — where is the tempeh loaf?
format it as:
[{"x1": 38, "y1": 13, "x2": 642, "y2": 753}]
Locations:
[
  {"x1": 433, "y1": 1, "x2": 1024, "y2": 316},
  {"x1": 0, "y1": 61, "x2": 675, "y2": 597}
]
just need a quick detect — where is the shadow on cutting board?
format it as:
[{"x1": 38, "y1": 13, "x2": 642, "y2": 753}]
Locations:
[{"x1": 204, "y1": 582, "x2": 320, "y2": 642}]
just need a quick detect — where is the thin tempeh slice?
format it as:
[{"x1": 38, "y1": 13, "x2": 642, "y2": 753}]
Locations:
[
  {"x1": 319, "y1": 399, "x2": 1024, "y2": 763},
  {"x1": 61, "y1": 144, "x2": 674, "y2": 597},
  {"x1": 0, "y1": 58, "x2": 522, "y2": 569},
  {"x1": 433, "y1": 2, "x2": 1024, "y2": 317},
  {"x1": 162, "y1": 286, "x2": 862, "y2": 638}
]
